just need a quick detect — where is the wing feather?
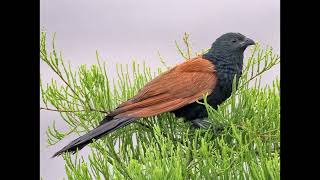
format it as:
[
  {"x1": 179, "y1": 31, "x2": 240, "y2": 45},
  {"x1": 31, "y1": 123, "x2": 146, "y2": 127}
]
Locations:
[{"x1": 108, "y1": 57, "x2": 217, "y2": 118}]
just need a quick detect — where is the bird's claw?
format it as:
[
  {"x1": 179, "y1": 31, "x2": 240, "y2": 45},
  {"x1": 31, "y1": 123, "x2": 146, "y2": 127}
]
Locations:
[{"x1": 191, "y1": 118, "x2": 211, "y2": 129}]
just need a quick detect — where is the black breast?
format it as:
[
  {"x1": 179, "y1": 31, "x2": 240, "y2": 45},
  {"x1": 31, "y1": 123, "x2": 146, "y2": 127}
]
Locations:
[{"x1": 172, "y1": 62, "x2": 241, "y2": 121}]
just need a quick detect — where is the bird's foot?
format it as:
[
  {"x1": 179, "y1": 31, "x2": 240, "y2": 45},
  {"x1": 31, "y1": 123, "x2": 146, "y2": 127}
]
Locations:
[{"x1": 191, "y1": 118, "x2": 211, "y2": 129}]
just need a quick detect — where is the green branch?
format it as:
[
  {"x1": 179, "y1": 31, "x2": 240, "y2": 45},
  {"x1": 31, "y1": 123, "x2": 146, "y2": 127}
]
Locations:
[{"x1": 40, "y1": 31, "x2": 280, "y2": 179}]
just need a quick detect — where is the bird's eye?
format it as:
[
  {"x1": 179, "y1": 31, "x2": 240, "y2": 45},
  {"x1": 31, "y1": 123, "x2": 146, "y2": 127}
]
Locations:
[{"x1": 231, "y1": 39, "x2": 237, "y2": 43}]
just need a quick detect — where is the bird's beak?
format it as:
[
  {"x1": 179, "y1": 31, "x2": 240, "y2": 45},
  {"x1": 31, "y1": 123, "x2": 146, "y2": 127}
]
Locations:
[{"x1": 243, "y1": 37, "x2": 255, "y2": 47}]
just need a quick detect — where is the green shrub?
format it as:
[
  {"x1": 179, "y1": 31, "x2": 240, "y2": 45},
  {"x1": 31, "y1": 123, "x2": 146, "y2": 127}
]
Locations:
[{"x1": 40, "y1": 31, "x2": 280, "y2": 180}]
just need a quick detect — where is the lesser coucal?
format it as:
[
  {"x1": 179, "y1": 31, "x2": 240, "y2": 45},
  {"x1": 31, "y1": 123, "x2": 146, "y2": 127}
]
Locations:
[{"x1": 53, "y1": 32, "x2": 255, "y2": 157}]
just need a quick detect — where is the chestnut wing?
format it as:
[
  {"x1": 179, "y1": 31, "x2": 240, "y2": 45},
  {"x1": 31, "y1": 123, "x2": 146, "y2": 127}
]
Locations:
[{"x1": 110, "y1": 57, "x2": 218, "y2": 118}]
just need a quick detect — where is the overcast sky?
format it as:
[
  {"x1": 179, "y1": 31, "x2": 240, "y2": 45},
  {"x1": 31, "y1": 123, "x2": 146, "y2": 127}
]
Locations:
[{"x1": 40, "y1": 0, "x2": 279, "y2": 179}]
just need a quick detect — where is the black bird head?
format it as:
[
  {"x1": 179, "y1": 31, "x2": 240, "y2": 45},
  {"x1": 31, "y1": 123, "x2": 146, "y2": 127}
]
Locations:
[{"x1": 208, "y1": 32, "x2": 255, "y2": 61}]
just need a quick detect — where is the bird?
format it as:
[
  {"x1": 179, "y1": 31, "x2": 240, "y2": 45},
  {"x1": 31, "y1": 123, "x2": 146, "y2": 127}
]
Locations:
[{"x1": 53, "y1": 32, "x2": 255, "y2": 157}]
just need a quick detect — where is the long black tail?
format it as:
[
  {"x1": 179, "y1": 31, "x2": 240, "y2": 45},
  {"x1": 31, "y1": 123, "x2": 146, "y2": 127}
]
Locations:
[{"x1": 52, "y1": 116, "x2": 136, "y2": 157}]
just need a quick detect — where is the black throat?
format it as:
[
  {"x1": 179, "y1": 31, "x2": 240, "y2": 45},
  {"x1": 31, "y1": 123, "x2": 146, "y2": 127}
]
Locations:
[
  {"x1": 202, "y1": 49, "x2": 244, "y2": 105},
  {"x1": 202, "y1": 50, "x2": 244, "y2": 77}
]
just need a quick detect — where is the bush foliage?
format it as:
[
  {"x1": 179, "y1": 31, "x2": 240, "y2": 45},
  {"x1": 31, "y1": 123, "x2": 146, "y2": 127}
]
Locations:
[{"x1": 40, "y1": 31, "x2": 280, "y2": 180}]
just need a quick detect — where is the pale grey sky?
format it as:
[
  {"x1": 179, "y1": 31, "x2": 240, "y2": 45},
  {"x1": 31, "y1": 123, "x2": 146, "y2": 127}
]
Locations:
[{"x1": 40, "y1": 0, "x2": 279, "y2": 179}]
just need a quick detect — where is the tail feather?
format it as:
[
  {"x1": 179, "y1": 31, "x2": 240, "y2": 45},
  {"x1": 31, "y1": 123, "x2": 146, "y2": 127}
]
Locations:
[
  {"x1": 97, "y1": 115, "x2": 114, "y2": 126},
  {"x1": 52, "y1": 117, "x2": 136, "y2": 157}
]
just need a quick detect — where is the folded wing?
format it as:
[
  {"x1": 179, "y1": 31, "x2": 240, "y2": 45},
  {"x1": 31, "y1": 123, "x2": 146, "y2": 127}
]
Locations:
[{"x1": 109, "y1": 57, "x2": 218, "y2": 119}]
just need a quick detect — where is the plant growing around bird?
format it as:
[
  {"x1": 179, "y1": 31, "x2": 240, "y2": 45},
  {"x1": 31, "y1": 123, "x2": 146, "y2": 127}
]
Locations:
[{"x1": 40, "y1": 31, "x2": 280, "y2": 180}]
